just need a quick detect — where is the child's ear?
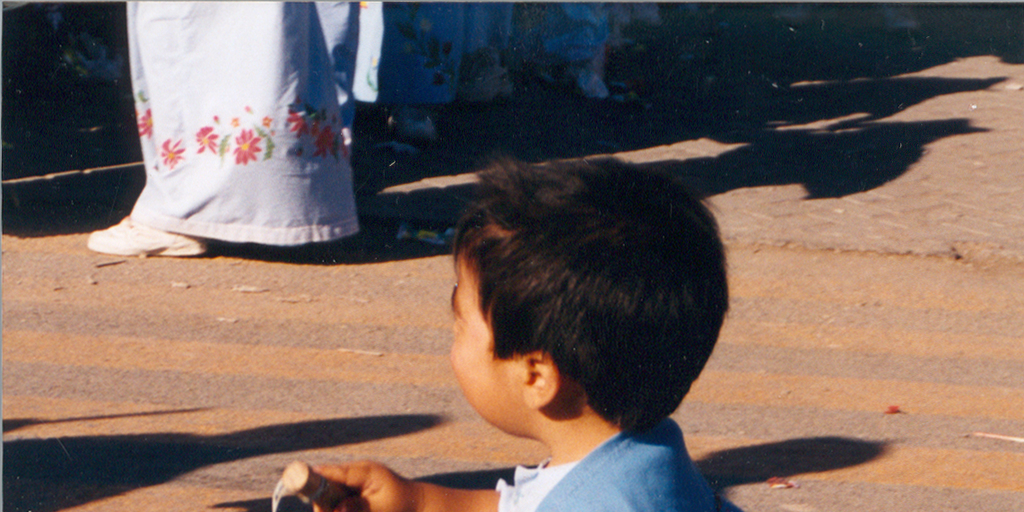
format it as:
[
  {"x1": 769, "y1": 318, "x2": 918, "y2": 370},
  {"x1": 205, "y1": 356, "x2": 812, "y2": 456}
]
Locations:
[{"x1": 520, "y1": 350, "x2": 561, "y2": 410}]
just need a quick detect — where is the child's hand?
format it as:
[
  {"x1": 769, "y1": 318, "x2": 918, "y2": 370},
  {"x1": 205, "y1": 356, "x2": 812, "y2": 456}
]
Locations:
[{"x1": 312, "y1": 461, "x2": 419, "y2": 512}]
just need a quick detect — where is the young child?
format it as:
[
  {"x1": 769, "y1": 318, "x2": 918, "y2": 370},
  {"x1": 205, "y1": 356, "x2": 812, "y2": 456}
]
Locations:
[{"x1": 313, "y1": 157, "x2": 741, "y2": 512}]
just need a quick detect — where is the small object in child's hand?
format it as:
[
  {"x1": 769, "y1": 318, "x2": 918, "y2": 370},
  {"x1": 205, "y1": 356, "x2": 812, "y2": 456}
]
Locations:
[
  {"x1": 273, "y1": 461, "x2": 351, "y2": 512},
  {"x1": 884, "y1": 405, "x2": 902, "y2": 414},
  {"x1": 766, "y1": 476, "x2": 799, "y2": 489}
]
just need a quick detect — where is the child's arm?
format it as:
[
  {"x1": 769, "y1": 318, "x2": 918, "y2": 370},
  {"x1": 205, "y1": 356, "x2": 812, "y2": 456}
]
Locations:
[{"x1": 312, "y1": 461, "x2": 499, "y2": 512}]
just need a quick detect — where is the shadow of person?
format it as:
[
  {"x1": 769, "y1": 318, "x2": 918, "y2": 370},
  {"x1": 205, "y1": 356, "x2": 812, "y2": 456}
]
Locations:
[
  {"x1": 741, "y1": 77, "x2": 1006, "y2": 130},
  {"x1": 2, "y1": 413, "x2": 443, "y2": 512},
  {"x1": 624, "y1": 117, "x2": 985, "y2": 200}
]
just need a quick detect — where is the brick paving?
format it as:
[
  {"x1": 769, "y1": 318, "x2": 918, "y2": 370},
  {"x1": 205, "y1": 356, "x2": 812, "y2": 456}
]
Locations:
[{"x1": 702, "y1": 56, "x2": 1024, "y2": 263}]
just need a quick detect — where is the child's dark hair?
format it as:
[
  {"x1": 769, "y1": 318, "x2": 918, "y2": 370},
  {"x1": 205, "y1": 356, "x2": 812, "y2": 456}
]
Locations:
[{"x1": 454, "y1": 157, "x2": 728, "y2": 432}]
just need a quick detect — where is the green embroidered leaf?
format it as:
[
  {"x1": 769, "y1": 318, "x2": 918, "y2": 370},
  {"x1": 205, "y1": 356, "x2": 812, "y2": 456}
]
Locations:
[
  {"x1": 218, "y1": 134, "x2": 231, "y2": 158},
  {"x1": 136, "y1": 91, "x2": 148, "y2": 103},
  {"x1": 256, "y1": 127, "x2": 275, "y2": 160}
]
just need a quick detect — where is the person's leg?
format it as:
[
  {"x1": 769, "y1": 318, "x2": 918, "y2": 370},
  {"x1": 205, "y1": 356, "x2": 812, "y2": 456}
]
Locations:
[
  {"x1": 89, "y1": 2, "x2": 359, "y2": 256},
  {"x1": 373, "y1": 3, "x2": 466, "y2": 144},
  {"x1": 352, "y1": 1, "x2": 383, "y2": 104},
  {"x1": 458, "y1": 3, "x2": 514, "y2": 103}
]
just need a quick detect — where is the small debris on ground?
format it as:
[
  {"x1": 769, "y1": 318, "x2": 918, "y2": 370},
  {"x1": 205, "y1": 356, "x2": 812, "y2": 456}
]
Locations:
[
  {"x1": 971, "y1": 432, "x2": 1024, "y2": 443},
  {"x1": 338, "y1": 348, "x2": 385, "y2": 357},
  {"x1": 767, "y1": 477, "x2": 800, "y2": 489},
  {"x1": 397, "y1": 222, "x2": 455, "y2": 246},
  {"x1": 232, "y1": 285, "x2": 269, "y2": 293}
]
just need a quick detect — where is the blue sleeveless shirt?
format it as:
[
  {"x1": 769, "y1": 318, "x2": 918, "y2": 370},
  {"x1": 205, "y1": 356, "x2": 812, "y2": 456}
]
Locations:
[{"x1": 535, "y1": 419, "x2": 743, "y2": 512}]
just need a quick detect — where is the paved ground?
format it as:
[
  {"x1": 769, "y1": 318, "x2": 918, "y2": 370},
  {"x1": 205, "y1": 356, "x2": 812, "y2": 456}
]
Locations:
[{"x1": 3, "y1": 4, "x2": 1024, "y2": 512}]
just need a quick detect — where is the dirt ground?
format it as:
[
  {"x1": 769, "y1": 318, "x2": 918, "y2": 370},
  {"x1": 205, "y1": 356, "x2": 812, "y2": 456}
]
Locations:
[{"x1": 3, "y1": 236, "x2": 1022, "y2": 512}]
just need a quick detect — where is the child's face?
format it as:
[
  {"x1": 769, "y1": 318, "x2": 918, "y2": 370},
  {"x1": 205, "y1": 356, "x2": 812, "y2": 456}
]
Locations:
[{"x1": 450, "y1": 262, "x2": 531, "y2": 437}]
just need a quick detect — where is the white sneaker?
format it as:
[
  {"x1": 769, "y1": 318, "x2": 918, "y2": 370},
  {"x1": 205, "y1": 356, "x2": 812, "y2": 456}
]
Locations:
[{"x1": 87, "y1": 218, "x2": 207, "y2": 257}]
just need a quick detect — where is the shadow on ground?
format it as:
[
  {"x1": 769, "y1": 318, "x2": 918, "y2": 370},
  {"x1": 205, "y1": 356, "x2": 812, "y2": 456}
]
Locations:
[
  {"x1": 216, "y1": 435, "x2": 885, "y2": 512},
  {"x1": 2, "y1": 413, "x2": 443, "y2": 512},
  {"x1": 695, "y1": 436, "x2": 886, "y2": 492},
  {"x1": 3, "y1": 4, "x2": 1021, "y2": 263}
]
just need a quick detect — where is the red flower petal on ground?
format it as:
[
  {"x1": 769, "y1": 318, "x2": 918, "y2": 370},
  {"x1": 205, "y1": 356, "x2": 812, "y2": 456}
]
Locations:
[{"x1": 233, "y1": 129, "x2": 262, "y2": 165}]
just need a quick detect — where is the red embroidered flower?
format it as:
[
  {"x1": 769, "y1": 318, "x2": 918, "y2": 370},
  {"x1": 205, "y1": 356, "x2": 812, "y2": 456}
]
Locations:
[
  {"x1": 138, "y1": 109, "x2": 153, "y2": 138},
  {"x1": 314, "y1": 124, "x2": 335, "y2": 158},
  {"x1": 160, "y1": 139, "x2": 185, "y2": 169},
  {"x1": 287, "y1": 110, "x2": 308, "y2": 136},
  {"x1": 233, "y1": 129, "x2": 262, "y2": 165},
  {"x1": 195, "y1": 127, "x2": 219, "y2": 154},
  {"x1": 262, "y1": 116, "x2": 273, "y2": 128}
]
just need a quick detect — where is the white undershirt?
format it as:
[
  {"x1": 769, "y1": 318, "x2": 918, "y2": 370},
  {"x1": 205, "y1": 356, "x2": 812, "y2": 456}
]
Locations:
[{"x1": 496, "y1": 459, "x2": 579, "y2": 512}]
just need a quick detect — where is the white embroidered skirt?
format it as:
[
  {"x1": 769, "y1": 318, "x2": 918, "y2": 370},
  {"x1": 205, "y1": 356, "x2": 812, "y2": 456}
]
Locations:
[{"x1": 127, "y1": 2, "x2": 359, "y2": 246}]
